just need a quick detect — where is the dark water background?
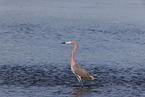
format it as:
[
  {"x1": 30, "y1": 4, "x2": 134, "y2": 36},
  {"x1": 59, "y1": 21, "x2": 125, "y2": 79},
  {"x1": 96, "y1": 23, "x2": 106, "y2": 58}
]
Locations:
[{"x1": 0, "y1": 0, "x2": 145, "y2": 97}]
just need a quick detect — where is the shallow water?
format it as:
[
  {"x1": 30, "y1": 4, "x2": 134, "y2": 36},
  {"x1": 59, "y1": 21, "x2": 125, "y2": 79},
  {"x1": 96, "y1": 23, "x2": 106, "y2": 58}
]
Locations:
[
  {"x1": 0, "y1": 0, "x2": 145, "y2": 97},
  {"x1": 1, "y1": 64, "x2": 145, "y2": 96}
]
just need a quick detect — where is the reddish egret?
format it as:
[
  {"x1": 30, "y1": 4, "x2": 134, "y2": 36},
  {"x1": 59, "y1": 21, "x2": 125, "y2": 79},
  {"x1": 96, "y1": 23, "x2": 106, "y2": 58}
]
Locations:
[{"x1": 62, "y1": 41, "x2": 94, "y2": 86}]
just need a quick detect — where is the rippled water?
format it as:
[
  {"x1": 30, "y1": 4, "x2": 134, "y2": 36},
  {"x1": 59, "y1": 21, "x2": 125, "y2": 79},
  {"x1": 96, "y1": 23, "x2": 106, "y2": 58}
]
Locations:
[
  {"x1": 1, "y1": 0, "x2": 145, "y2": 97},
  {"x1": 1, "y1": 64, "x2": 145, "y2": 96}
]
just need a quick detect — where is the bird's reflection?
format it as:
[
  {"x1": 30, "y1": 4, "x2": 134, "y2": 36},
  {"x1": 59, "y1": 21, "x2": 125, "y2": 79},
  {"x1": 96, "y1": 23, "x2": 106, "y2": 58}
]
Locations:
[{"x1": 71, "y1": 86, "x2": 93, "y2": 97}]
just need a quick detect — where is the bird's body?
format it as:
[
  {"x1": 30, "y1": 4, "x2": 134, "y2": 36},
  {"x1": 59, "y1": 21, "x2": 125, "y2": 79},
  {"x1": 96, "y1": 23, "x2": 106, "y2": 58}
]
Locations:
[{"x1": 62, "y1": 41, "x2": 94, "y2": 86}]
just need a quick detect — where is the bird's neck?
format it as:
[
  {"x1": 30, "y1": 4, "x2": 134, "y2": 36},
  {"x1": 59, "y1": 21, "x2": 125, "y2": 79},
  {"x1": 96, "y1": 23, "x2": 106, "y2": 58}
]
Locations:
[{"x1": 70, "y1": 43, "x2": 77, "y2": 65}]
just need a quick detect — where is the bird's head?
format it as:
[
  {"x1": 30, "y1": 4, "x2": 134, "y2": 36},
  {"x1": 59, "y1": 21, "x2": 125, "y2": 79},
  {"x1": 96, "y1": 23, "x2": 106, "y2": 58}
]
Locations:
[{"x1": 61, "y1": 40, "x2": 76, "y2": 44}]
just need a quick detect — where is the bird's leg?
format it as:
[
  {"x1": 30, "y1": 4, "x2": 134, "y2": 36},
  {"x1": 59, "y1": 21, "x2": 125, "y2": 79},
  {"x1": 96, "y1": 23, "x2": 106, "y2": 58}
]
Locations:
[
  {"x1": 77, "y1": 76, "x2": 83, "y2": 87},
  {"x1": 80, "y1": 80, "x2": 83, "y2": 87}
]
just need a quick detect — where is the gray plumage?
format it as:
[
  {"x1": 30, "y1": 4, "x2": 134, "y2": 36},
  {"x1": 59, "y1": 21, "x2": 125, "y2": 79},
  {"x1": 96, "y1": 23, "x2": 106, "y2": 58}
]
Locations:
[{"x1": 73, "y1": 63, "x2": 93, "y2": 81}]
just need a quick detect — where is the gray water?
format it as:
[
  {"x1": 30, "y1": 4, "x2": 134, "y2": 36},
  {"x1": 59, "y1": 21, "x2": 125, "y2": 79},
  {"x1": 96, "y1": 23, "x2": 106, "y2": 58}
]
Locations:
[{"x1": 1, "y1": 0, "x2": 145, "y2": 97}]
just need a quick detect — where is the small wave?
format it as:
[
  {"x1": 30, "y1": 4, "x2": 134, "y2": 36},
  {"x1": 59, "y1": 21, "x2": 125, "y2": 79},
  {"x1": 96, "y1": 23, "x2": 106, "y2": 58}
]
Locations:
[{"x1": 0, "y1": 64, "x2": 145, "y2": 87}]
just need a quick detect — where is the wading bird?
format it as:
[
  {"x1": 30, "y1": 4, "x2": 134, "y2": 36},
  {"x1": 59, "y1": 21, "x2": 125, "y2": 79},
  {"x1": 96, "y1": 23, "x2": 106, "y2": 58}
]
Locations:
[{"x1": 62, "y1": 41, "x2": 94, "y2": 86}]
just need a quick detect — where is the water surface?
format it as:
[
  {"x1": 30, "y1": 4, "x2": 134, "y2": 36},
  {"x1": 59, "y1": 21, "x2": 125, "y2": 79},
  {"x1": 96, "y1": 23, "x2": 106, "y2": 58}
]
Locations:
[{"x1": 0, "y1": 0, "x2": 145, "y2": 97}]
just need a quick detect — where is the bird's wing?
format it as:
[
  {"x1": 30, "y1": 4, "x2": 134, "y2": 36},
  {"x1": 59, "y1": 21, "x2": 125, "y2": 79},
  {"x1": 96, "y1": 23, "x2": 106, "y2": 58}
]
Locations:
[{"x1": 73, "y1": 64, "x2": 90, "y2": 78}]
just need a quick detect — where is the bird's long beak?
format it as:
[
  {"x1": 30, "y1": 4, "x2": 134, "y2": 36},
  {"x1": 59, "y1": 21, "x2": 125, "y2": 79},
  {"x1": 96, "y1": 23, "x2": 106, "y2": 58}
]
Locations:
[
  {"x1": 61, "y1": 42, "x2": 66, "y2": 44},
  {"x1": 61, "y1": 41, "x2": 72, "y2": 44}
]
